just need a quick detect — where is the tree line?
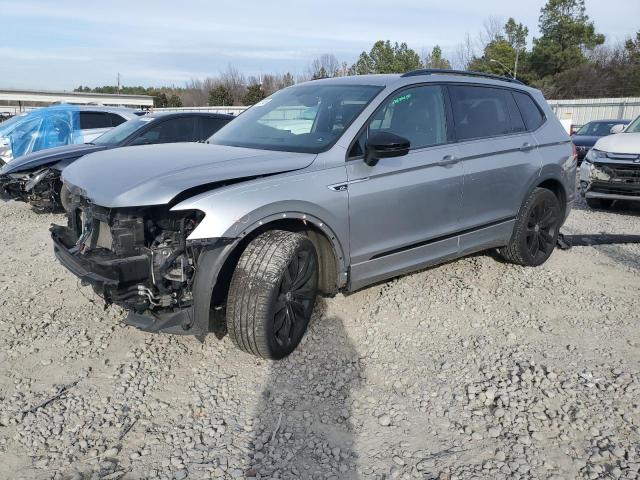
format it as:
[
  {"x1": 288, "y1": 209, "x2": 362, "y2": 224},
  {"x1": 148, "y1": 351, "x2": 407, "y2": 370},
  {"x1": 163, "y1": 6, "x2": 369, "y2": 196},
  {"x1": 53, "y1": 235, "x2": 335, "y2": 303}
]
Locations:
[{"x1": 75, "y1": 0, "x2": 640, "y2": 106}]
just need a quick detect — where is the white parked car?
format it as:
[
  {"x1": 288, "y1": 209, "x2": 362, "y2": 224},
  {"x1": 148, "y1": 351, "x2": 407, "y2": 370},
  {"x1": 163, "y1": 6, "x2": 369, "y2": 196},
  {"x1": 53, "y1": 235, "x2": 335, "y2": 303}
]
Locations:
[
  {"x1": 0, "y1": 105, "x2": 139, "y2": 166},
  {"x1": 579, "y1": 115, "x2": 640, "y2": 209}
]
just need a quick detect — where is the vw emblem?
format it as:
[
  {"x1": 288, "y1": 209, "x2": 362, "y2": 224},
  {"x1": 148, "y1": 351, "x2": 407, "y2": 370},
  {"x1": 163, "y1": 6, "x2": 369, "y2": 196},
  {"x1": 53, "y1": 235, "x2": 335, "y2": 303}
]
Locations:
[{"x1": 635, "y1": 158, "x2": 640, "y2": 163}]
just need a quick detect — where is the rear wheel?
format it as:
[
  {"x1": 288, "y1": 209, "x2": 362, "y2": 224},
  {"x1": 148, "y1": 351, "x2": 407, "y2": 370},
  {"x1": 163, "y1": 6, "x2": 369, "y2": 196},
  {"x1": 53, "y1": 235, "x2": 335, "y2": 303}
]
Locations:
[
  {"x1": 586, "y1": 198, "x2": 614, "y2": 210},
  {"x1": 499, "y1": 188, "x2": 562, "y2": 267},
  {"x1": 226, "y1": 230, "x2": 318, "y2": 359}
]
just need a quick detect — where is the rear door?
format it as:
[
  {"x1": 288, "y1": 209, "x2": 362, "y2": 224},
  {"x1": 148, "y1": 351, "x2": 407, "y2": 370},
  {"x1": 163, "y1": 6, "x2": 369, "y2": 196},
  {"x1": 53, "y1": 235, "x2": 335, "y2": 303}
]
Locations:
[
  {"x1": 347, "y1": 84, "x2": 463, "y2": 290},
  {"x1": 448, "y1": 85, "x2": 542, "y2": 252}
]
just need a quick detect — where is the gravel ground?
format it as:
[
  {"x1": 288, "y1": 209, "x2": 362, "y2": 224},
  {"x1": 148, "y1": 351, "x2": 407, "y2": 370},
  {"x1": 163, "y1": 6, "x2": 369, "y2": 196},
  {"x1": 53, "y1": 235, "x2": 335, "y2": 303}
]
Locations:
[{"x1": 0, "y1": 196, "x2": 639, "y2": 480}]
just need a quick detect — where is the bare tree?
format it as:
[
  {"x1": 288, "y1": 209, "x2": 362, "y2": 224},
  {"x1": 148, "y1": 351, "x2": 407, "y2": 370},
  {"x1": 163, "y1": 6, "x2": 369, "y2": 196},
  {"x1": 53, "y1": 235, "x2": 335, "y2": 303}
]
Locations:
[
  {"x1": 453, "y1": 33, "x2": 476, "y2": 70},
  {"x1": 308, "y1": 53, "x2": 340, "y2": 78},
  {"x1": 219, "y1": 65, "x2": 247, "y2": 105},
  {"x1": 478, "y1": 16, "x2": 504, "y2": 49}
]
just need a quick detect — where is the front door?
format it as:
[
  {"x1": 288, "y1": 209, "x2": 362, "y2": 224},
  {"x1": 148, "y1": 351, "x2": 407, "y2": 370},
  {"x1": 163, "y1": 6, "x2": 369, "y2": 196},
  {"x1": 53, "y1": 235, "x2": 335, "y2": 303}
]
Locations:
[{"x1": 346, "y1": 84, "x2": 463, "y2": 290}]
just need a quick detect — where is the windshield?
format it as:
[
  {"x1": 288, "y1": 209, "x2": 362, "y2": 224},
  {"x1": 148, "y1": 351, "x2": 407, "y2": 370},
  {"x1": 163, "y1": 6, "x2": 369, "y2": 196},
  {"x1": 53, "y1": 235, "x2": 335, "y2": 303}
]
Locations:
[
  {"x1": 210, "y1": 84, "x2": 383, "y2": 153},
  {"x1": 94, "y1": 116, "x2": 153, "y2": 145},
  {"x1": 0, "y1": 114, "x2": 27, "y2": 135},
  {"x1": 626, "y1": 116, "x2": 640, "y2": 133},
  {"x1": 576, "y1": 121, "x2": 624, "y2": 136}
]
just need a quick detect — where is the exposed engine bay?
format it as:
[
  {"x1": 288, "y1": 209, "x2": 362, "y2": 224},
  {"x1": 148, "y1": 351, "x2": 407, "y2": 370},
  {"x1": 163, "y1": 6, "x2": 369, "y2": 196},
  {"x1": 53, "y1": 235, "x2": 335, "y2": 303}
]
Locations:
[
  {"x1": 0, "y1": 167, "x2": 63, "y2": 210},
  {"x1": 51, "y1": 194, "x2": 208, "y2": 327}
]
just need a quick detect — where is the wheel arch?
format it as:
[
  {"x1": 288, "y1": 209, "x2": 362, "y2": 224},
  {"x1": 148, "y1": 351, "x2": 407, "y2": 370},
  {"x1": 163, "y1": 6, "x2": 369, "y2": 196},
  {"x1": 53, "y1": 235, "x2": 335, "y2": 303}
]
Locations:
[{"x1": 210, "y1": 212, "x2": 347, "y2": 316}]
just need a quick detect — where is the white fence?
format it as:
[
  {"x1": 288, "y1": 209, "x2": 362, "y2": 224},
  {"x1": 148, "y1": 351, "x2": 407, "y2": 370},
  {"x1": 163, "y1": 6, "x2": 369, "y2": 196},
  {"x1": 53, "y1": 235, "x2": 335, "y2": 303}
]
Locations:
[{"x1": 548, "y1": 98, "x2": 640, "y2": 127}]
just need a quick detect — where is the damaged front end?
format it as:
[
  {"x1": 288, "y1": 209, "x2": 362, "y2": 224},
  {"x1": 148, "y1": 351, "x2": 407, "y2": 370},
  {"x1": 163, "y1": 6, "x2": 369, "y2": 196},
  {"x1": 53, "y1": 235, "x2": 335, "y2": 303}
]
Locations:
[
  {"x1": 580, "y1": 149, "x2": 640, "y2": 201},
  {"x1": 51, "y1": 193, "x2": 225, "y2": 335},
  {"x1": 0, "y1": 168, "x2": 62, "y2": 209}
]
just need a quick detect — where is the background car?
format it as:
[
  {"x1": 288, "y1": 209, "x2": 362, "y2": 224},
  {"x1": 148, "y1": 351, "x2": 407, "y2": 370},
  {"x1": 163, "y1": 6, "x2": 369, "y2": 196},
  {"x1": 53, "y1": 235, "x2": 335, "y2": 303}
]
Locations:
[
  {"x1": 0, "y1": 105, "x2": 138, "y2": 166},
  {"x1": 579, "y1": 114, "x2": 640, "y2": 209},
  {"x1": 0, "y1": 112, "x2": 233, "y2": 210},
  {"x1": 571, "y1": 119, "x2": 629, "y2": 163}
]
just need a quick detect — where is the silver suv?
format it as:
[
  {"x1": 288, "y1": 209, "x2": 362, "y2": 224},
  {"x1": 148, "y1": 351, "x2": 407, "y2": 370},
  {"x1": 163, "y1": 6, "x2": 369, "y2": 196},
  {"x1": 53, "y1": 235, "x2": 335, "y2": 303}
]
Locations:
[{"x1": 51, "y1": 70, "x2": 576, "y2": 359}]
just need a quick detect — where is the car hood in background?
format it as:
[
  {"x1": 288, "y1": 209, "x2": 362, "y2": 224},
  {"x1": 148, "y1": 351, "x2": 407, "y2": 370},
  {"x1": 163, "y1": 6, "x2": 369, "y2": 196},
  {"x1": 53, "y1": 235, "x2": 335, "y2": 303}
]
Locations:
[
  {"x1": 62, "y1": 143, "x2": 317, "y2": 208},
  {"x1": 593, "y1": 132, "x2": 640, "y2": 155},
  {"x1": 0, "y1": 143, "x2": 108, "y2": 175},
  {"x1": 571, "y1": 135, "x2": 601, "y2": 147}
]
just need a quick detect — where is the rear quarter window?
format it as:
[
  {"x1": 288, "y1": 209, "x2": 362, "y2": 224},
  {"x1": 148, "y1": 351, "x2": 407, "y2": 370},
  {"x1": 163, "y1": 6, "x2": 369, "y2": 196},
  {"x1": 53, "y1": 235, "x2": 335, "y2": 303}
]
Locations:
[
  {"x1": 449, "y1": 85, "x2": 525, "y2": 141},
  {"x1": 513, "y1": 91, "x2": 545, "y2": 131},
  {"x1": 200, "y1": 116, "x2": 230, "y2": 138},
  {"x1": 109, "y1": 113, "x2": 128, "y2": 126},
  {"x1": 80, "y1": 112, "x2": 112, "y2": 129}
]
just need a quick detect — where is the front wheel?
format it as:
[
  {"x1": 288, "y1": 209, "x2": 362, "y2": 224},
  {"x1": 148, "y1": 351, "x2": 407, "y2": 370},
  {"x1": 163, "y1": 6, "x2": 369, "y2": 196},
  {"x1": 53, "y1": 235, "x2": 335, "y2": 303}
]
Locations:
[
  {"x1": 499, "y1": 188, "x2": 562, "y2": 267},
  {"x1": 226, "y1": 230, "x2": 318, "y2": 359}
]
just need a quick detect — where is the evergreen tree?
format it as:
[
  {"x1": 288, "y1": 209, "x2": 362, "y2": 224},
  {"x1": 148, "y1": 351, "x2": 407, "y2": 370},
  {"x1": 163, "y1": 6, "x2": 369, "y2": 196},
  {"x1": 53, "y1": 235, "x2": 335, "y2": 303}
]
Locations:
[
  {"x1": 243, "y1": 84, "x2": 266, "y2": 105},
  {"x1": 423, "y1": 46, "x2": 452, "y2": 69},
  {"x1": 351, "y1": 40, "x2": 421, "y2": 74},
  {"x1": 208, "y1": 85, "x2": 234, "y2": 106},
  {"x1": 530, "y1": 0, "x2": 604, "y2": 78}
]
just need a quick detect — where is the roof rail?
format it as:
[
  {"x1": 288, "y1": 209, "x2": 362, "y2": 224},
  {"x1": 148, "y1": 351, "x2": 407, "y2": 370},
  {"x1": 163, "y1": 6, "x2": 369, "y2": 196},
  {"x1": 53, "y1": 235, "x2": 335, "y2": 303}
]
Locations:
[{"x1": 401, "y1": 69, "x2": 524, "y2": 85}]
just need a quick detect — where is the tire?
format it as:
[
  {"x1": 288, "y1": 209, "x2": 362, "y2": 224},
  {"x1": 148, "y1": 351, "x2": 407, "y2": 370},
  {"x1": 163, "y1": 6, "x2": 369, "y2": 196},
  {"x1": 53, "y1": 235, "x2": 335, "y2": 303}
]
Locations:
[
  {"x1": 59, "y1": 184, "x2": 72, "y2": 213},
  {"x1": 226, "y1": 230, "x2": 319, "y2": 359},
  {"x1": 499, "y1": 188, "x2": 562, "y2": 267},
  {"x1": 586, "y1": 198, "x2": 613, "y2": 210}
]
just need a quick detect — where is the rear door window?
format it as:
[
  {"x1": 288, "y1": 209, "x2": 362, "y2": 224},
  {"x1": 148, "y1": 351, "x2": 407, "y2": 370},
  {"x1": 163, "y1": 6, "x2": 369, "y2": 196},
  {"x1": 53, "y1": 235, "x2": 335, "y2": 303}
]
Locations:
[
  {"x1": 80, "y1": 112, "x2": 112, "y2": 129},
  {"x1": 449, "y1": 85, "x2": 525, "y2": 141},
  {"x1": 200, "y1": 116, "x2": 230, "y2": 139},
  {"x1": 513, "y1": 91, "x2": 545, "y2": 131},
  {"x1": 136, "y1": 117, "x2": 197, "y2": 144}
]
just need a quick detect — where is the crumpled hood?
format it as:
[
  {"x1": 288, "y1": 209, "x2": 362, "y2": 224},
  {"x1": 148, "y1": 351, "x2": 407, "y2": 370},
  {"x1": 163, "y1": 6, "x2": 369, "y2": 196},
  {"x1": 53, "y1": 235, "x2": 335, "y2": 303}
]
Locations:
[
  {"x1": 62, "y1": 143, "x2": 316, "y2": 208},
  {"x1": 593, "y1": 132, "x2": 640, "y2": 154},
  {"x1": 0, "y1": 143, "x2": 108, "y2": 175}
]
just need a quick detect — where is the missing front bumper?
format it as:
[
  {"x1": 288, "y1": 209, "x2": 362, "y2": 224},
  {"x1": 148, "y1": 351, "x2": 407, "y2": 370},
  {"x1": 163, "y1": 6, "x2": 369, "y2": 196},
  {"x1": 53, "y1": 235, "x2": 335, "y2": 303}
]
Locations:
[{"x1": 51, "y1": 224, "x2": 150, "y2": 289}]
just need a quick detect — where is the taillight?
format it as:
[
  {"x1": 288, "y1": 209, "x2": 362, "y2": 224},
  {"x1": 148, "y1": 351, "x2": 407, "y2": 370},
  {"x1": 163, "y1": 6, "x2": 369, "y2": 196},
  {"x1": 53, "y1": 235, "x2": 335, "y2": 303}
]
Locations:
[{"x1": 571, "y1": 143, "x2": 577, "y2": 163}]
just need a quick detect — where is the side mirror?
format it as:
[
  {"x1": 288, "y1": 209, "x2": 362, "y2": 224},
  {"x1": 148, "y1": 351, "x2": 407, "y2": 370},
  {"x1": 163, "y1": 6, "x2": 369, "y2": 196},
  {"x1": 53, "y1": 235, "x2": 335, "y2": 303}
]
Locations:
[
  {"x1": 610, "y1": 124, "x2": 625, "y2": 134},
  {"x1": 364, "y1": 132, "x2": 410, "y2": 166}
]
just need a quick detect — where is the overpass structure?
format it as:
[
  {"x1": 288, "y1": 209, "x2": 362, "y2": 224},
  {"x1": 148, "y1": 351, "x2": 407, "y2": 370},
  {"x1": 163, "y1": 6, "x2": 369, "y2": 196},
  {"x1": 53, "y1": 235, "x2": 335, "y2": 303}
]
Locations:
[{"x1": 0, "y1": 88, "x2": 154, "y2": 115}]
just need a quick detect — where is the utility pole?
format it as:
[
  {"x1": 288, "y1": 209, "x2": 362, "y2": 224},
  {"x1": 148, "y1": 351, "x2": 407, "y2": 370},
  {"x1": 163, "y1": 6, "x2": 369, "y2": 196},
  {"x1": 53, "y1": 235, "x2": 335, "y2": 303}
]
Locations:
[
  {"x1": 117, "y1": 72, "x2": 121, "y2": 93},
  {"x1": 514, "y1": 50, "x2": 520, "y2": 81}
]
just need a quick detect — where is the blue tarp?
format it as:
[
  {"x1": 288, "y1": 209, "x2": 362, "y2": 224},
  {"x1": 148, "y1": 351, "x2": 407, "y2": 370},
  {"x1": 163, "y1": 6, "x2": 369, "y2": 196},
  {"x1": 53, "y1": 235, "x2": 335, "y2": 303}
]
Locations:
[{"x1": 1, "y1": 105, "x2": 83, "y2": 159}]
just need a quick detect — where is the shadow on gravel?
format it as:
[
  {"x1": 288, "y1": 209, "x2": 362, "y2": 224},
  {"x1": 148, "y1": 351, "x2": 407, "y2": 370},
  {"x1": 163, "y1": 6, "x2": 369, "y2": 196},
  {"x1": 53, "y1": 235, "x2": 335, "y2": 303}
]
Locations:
[
  {"x1": 557, "y1": 232, "x2": 640, "y2": 270},
  {"x1": 572, "y1": 199, "x2": 640, "y2": 216},
  {"x1": 243, "y1": 299, "x2": 363, "y2": 479}
]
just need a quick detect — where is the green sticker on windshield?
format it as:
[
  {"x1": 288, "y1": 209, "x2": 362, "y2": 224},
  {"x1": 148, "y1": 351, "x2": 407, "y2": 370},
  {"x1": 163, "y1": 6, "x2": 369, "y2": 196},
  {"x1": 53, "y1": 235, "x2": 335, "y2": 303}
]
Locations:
[{"x1": 392, "y1": 93, "x2": 412, "y2": 105}]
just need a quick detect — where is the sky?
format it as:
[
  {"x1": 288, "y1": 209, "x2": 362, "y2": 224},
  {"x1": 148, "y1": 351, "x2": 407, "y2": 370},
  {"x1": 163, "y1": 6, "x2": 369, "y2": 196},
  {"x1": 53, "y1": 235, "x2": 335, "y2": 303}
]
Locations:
[{"x1": 2, "y1": 0, "x2": 639, "y2": 90}]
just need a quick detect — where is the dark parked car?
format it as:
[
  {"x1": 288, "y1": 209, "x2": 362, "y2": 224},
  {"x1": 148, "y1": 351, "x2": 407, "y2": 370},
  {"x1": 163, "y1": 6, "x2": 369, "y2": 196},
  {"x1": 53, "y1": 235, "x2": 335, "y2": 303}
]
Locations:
[
  {"x1": 571, "y1": 119, "x2": 629, "y2": 163},
  {"x1": 0, "y1": 112, "x2": 233, "y2": 210}
]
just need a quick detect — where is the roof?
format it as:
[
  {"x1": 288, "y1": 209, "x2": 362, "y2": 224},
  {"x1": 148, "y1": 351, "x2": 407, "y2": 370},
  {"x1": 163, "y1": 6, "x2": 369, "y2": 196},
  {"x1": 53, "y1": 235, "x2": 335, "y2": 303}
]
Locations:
[{"x1": 297, "y1": 72, "x2": 535, "y2": 92}]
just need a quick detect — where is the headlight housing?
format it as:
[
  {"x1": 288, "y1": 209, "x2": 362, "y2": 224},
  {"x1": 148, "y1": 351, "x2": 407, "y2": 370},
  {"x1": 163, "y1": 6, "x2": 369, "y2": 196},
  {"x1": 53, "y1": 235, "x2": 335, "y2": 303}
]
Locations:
[{"x1": 584, "y1": 148, "x2": 606, "y2": 163}]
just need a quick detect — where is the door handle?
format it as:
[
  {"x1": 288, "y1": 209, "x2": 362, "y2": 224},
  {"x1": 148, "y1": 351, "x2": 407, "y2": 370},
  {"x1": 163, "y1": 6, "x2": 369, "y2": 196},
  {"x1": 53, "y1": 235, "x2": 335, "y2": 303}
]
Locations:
[
  {"x1": 520, "y1": 142, "x2": 534, "y2": 152},
  {"x1": 437, "y1": 155, "x2": 460, "y2": 167}
]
